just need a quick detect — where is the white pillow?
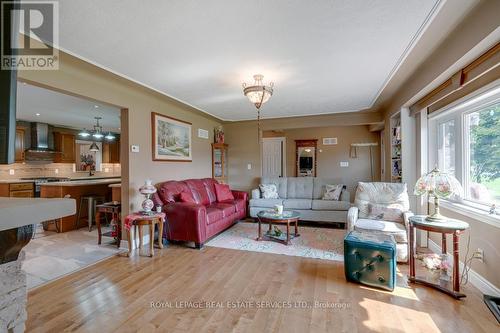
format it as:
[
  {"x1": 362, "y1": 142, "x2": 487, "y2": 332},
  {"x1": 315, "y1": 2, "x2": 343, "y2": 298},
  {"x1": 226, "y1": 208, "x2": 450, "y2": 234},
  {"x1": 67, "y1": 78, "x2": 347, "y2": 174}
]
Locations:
[
  {"x1": 322, "y1": 184, "x2": 344, "y2": 201},
  {"x1": 259, "y1": 183, "x2": 279, "y2": 199}
]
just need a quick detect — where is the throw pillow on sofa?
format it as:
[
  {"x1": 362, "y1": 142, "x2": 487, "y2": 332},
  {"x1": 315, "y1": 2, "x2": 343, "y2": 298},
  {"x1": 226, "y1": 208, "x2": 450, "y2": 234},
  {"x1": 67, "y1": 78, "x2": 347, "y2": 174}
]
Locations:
[
  {"x1": 179, "y1": 191, "x2": 196, "y2": 203},
  {"x1": 322, "y1": 184, "x2": 344, "y2": 200},
  {"x1": 366, "y1": 203, "x2": 404, "y2": 223},
  {"x1": 215, "y1": 183, "x2": 235, "y2": 202},
  {"x1": 259, "y1": 183, "x2": 279, "y2": 199}
]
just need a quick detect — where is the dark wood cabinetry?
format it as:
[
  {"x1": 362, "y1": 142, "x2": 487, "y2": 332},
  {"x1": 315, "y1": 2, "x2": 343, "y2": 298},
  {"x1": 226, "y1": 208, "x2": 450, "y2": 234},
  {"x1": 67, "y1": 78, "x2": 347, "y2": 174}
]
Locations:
[
  {"x1": 0, "y1": 182, "x2": 34, "y2": 197},
  {"x1": 14, "y1": 127, "x2": 25, "y2": 162},
  {"x1": 103, "y1": 140, "x2": 120, "y2": 163},
  {"x1": 54, "y1": 132, "x2": 76, "y2": 163}
]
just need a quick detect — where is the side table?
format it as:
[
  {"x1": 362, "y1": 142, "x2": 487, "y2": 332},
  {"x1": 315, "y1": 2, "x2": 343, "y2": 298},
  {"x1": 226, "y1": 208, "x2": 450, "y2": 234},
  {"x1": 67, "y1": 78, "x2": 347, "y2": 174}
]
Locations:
[
  {"x1": 125, "y1": 212, "x2": 166, "y2": 257},
  {"x1": 408, "y1": 215, "x2": 470, "y2": 299},
  {"x1": 95, "y1": 202, "x2": 121, "y2": 247}
]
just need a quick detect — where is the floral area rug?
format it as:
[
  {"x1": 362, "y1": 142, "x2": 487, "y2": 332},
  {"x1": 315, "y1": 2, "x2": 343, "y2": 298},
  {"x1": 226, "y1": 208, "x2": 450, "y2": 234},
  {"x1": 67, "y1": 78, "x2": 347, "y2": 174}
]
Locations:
[{"x1": 206, "y1": 222, "x2": 345, "y2": 261}]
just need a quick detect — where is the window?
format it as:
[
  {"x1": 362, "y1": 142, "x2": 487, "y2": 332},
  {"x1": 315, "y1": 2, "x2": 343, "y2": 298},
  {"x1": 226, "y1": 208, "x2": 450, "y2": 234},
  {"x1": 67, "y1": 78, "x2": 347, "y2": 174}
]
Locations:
[
  {"x1": 430, "y1": 83, "x2": 500, "y2": 211},
  {"x1": 437, "y1": 119, "x2": 455, "y2": 176},
  {"x1": 464, "y1": 103, "x2": 500, "y2": 206}
]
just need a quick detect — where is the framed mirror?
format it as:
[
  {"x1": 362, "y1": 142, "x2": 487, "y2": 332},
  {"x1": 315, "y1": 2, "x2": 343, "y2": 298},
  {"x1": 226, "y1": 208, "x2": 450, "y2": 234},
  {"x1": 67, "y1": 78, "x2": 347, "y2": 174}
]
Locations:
[{"x1": 295, "y1": 139, "x2": 317, "y2": 177}]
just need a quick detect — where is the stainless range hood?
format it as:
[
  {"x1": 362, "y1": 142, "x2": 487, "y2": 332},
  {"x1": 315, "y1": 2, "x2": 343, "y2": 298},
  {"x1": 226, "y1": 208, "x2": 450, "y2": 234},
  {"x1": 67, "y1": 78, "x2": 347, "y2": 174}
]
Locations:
[
  {"x1": 26, "y1": 122, "x2": 57, "y2": 153},
  {"x1": 25, "y1": 123, "x2": 59, "y2": 161}
]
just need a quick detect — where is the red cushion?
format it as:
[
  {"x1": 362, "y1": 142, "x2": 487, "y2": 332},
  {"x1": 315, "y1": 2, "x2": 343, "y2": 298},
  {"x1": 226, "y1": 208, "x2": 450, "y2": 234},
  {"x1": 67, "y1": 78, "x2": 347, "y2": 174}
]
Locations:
[
  {"x1": 208, "y1": 203, "x2": 236, "y2": 217},
  {"x1": 179, "y1": 192, "x2": 196, "y2": 203},
  {"x1": 215, "y1": 183, "x2": 234, "y2": 202},
  {"x1": 206, "y1": 207, "x2": 223, "y2": 225}
]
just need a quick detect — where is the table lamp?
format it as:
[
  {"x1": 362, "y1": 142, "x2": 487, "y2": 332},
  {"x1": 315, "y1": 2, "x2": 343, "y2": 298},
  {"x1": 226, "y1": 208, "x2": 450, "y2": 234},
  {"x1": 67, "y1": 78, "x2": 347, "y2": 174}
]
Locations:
[
  {"x1": 139, "y1": 180, "x2": 157, "y2": 215},
  {"x1": 414, "y1": 167, "x2": 463, "y2": 222}
]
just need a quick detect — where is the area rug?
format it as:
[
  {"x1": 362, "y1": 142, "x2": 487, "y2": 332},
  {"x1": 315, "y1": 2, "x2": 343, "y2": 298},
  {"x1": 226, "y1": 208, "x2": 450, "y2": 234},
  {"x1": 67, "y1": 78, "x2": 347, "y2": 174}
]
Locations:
[
  {"x1": 206, "y1": 222, "x2": 345, "y2": 261},
  {"x1": 22, "y1": 228, "x2": 121, "y2": 290}
]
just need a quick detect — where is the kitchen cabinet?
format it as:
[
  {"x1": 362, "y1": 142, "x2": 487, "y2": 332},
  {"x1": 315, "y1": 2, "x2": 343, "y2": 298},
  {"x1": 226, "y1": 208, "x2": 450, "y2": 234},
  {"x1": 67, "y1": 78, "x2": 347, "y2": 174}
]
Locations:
[
  {"x1": 103, "y1": 140, "x2": 120, "y2": 163},
  {"x1": 0, "y1": 182, "x2": 34, "y2": 197},
  {"x1": 54, "y1": 132, "x2": 76, "y2": 163},
  {"x1": 15, "y1": 127, "x2": 25, "y2": 162}
]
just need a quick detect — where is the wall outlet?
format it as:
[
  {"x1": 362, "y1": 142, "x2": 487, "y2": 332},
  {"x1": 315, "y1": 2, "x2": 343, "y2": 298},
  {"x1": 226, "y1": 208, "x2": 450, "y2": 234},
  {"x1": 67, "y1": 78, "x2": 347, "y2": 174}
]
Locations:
[
  {"x1": 340, "y1": 161, "x2": 349, "y2": 167},
  {"x1": 247, "y1": 163, "x2": 252, "y2": 170},
  {"x1": 9, "y1": 169, "x2": 15, "y2": 175},
  {"x1": 54, "y1": 168, "x2": 59, "y2": 174},
  {"x1": 473, "y1": 248, "x2": 484, "y2": 262},
  {"x1": 131, "y1": 145, "x2": 140, "y2": 153}
]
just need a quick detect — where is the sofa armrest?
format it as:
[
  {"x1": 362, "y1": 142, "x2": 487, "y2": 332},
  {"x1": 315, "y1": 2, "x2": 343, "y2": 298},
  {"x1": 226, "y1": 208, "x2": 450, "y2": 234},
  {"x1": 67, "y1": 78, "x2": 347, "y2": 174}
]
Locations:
[
  {"x1": 347, "y1": 206, "x2": 359, "y2": 231},
  {"x1": 232, "y1": 190, "x2": 248, "y2": 201},
  {"x1": 164, "y1": 202, "x2": 207, "y2": 244},
  {"x1": 251, "y1": 188, "x2": 261, "y2": 200},
  {"x1": 403, "y1": 211, "x2": 414, "y2": 229}
]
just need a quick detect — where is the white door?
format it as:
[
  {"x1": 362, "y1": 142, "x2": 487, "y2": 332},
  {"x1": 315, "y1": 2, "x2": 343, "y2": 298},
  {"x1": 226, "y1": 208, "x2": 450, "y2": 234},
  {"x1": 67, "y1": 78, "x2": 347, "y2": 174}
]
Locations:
[{"x1": 262, "y1": 137, "x2": 285, "y2": 177}]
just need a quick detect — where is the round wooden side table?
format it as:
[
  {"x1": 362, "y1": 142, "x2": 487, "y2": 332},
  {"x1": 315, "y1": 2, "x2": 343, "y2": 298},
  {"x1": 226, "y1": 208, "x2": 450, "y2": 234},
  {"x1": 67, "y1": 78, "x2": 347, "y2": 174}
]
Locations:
[
  {"x1": 408, "y1": 215, "x2": 470, "y2": 299},
  {"x1": 125, "y1": 212, "x2": 166, "y2": 257}
]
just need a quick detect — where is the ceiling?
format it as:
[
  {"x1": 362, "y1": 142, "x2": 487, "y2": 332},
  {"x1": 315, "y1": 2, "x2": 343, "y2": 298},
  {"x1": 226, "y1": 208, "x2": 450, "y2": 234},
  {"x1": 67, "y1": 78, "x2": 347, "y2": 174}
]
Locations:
[
  {"x1": 16, "y1": 83, "x2": 121, "y2": 132},
  {"x1": 54, "y1": 0, "x2": 445, "y2": 121}
]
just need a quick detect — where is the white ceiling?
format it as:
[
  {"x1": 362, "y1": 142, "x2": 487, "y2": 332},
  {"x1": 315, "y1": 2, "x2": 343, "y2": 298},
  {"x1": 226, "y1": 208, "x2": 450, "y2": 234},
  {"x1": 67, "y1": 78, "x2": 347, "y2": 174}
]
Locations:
[
  {"x1": 16, "y1": 83, "x2": 121, "y2": 132},
  {"x1": 55, "y1": 0, "x2": 441, "y2": 121}
]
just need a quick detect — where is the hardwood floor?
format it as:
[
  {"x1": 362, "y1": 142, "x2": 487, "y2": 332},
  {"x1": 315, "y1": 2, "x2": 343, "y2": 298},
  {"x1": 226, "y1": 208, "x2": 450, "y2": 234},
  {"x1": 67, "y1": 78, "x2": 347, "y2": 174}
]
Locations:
[{"x1": 26, "y1": 245, "x2": 499, "y2": 333}]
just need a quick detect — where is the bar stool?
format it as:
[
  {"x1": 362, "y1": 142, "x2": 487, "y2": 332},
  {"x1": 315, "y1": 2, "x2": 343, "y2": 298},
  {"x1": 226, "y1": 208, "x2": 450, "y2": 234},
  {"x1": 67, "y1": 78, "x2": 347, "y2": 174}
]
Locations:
[{"x1": 76, "y1": 195, "x2": 106, "y2": 231}]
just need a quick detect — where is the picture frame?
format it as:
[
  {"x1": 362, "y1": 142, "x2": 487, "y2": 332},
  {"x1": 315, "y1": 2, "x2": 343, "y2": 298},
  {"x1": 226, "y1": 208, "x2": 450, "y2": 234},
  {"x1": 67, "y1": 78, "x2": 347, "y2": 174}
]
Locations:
[{"x1": 151, "y1": 112, "x2": 192, "y2": 162}]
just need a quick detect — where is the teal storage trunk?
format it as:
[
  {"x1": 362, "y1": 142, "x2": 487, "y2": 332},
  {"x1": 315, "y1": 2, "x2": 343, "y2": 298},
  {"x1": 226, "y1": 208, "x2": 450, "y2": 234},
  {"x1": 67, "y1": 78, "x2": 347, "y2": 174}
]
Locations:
[{"x1": 344, "y1": 231, "x2": 396, "y2": 291}]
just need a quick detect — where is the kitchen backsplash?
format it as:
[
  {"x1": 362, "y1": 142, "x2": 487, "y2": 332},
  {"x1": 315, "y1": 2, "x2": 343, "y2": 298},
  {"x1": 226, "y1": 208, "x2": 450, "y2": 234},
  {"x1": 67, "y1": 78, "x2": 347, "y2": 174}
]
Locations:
[{"x1": 0, "y1": 163, "x2": 121, "y2": 180}]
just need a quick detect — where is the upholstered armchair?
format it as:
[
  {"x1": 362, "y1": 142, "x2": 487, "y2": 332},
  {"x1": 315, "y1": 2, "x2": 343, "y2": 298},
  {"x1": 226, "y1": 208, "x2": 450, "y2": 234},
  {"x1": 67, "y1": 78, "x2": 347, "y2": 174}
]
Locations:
[{"x1": 347, "y1": 182, "x2": 413, "y2": 262}]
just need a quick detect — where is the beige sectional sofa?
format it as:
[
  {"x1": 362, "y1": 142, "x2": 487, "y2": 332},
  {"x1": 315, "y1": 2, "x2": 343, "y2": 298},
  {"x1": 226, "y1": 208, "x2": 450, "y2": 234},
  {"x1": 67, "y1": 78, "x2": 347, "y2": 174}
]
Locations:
[{"x1": 249, "y1": 177, "x2": 351, "y2": 224}]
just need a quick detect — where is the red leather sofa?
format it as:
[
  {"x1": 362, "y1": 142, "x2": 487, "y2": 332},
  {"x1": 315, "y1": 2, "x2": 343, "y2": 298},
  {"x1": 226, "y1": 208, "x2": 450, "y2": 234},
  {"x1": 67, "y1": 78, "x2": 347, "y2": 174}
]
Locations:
[{"x1": 152, "y1": 178, "x2": 248, "y2": 248}]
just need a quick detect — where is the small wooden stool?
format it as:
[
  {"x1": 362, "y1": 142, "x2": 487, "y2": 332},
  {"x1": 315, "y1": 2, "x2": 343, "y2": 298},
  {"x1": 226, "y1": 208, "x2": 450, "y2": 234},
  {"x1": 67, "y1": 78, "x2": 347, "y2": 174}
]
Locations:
[{"x1": 126, "y1": 216, "x2": 164, "y2": 257}]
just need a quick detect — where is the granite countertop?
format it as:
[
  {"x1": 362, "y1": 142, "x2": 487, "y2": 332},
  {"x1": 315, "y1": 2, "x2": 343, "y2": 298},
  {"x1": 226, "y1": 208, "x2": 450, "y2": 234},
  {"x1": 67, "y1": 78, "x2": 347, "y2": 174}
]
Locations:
[
  {"x1": 40, "y1": 178, "x2": 121, "y2": 187},
  {"x1": 0, "y1": 198, "x2": 76, "y2": 231},
  {"x1": 0, "y1": 179, "x2": 36, "y2": 184},
  {"x1": 0, "y1": 176, "x2": 119, "y2": 184}
]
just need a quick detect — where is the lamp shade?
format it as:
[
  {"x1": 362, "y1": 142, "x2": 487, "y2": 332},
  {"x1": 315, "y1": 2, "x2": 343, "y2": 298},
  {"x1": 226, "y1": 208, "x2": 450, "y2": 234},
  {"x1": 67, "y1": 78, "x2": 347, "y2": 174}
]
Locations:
[
  {"x1": 89, "y1": 142, "x2": 99, "y2": 152},
  {"x1": 414, "y1": 167, "x2": 463, "y2": 199},
  {"x1": 139, "y1": 179, "x2": 157, "y2": 195}
]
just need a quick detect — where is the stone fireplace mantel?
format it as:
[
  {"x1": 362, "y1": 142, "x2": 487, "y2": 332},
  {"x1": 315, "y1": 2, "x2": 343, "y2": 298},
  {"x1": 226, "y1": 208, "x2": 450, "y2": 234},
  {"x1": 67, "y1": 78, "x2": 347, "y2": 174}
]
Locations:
[{"x1": 0, "y1": 198, "x2": 75, "y2": 333}]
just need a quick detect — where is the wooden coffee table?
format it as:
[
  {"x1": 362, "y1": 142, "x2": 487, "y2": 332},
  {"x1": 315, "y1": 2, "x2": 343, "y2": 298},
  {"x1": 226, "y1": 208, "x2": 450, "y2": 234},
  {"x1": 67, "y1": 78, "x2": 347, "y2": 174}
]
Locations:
[{"x1": 256, "y1": 210, "x2": 300, "y2": 245}]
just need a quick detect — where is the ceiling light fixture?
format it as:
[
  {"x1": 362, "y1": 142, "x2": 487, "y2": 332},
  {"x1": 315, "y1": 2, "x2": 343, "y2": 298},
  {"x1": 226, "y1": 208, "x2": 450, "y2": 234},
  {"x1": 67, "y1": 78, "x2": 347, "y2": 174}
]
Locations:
[
  {"x1": 79, "y1": 116, "x2": 115, "y2": 140},
  {"x1": 35, "y1": 113, "x2": 40, "y2": 116},
  {"x1": 242, "y1": 74, "x2": 274, "y2": 139},
  {"x1": 92, "y1": 117, "x2": 104, "y2": 139},
  {"x1": 89, "y1": 142, "x2": 100, "y2": 152},
  {"x1": 78, "y1": 129, "x2": 91, "y2": 137}
]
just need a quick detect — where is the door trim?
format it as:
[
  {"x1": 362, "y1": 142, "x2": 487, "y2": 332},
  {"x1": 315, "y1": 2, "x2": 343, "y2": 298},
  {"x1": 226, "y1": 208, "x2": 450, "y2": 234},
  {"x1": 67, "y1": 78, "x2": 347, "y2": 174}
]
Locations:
[{"x1": 261, "y1": 137, "x2": 286, "y2": 177}]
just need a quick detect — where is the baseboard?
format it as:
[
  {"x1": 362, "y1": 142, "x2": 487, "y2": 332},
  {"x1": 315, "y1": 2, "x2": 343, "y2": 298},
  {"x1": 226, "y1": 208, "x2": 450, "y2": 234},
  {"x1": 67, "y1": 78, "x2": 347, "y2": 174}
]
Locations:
[
  {"x1": 120, "y1": 232, "x2": 153, "y2": 250},
  {"x1": 427, "y1": 239, "x2": 500, "y2": 296}
]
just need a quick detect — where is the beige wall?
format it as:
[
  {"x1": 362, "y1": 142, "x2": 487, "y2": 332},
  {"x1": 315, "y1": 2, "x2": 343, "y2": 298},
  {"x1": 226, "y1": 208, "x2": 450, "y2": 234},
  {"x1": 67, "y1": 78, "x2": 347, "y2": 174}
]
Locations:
[
  {"x1": 262, "y1": 126, "x2": 380, "y2": 201},
  {"x1": 226, "y1": 114, "x2": 382, "y2": 197},
  {"x1": 18, "y1": 51, "x2": 222, "y2": 215}
]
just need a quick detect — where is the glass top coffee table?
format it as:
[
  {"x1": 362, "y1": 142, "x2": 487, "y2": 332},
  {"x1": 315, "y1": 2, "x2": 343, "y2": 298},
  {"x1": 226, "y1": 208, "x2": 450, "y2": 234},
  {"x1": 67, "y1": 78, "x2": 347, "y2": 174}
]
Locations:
[{"x1": 256, "y1": 210, "x2": 300, "y2": 245}]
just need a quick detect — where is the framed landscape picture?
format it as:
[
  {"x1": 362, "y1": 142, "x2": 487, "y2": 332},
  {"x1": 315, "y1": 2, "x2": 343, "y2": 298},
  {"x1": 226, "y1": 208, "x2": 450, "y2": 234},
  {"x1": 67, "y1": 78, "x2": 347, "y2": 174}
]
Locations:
[{"x1": 152, "y1": 112, "x2": 192, "y2": 161}]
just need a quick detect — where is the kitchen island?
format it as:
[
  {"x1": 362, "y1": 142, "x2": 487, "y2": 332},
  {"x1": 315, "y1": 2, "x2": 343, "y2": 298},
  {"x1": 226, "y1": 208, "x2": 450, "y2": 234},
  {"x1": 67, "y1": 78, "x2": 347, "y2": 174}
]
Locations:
[
  {"x1": 40, "y1": 178, "x2": 121, "y2": 232},
  {"x1": 0, "y1": 197, "x2": 75, "y2": 332}
]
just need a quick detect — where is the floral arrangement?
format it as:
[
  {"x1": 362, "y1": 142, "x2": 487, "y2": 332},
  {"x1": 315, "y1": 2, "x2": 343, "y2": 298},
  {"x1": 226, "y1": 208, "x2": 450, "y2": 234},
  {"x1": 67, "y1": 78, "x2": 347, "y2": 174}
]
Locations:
[
  {"x1": 417, "y1": 253, "x2": 452, "y2": 280},
  {"x1": 214, "y1": 126, "x2": 224, "y2": 143}
]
